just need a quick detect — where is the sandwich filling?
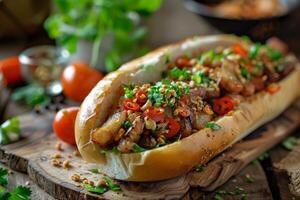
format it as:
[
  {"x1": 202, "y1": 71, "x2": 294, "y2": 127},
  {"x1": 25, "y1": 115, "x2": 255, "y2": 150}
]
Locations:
[{"x1": 92, "y1": 37, "x2": 297, "y2": 153}]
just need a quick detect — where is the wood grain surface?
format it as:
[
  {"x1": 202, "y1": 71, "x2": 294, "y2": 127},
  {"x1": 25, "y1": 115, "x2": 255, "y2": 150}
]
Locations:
[{"x1": 0, "y1": 100, "x2": 300, "y2": 199}]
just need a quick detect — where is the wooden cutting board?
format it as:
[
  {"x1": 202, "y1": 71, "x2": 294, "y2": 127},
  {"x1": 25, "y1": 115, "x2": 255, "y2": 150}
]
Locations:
[{"x1": 1, "y1": 100, "x2": 300, "y2": 200}]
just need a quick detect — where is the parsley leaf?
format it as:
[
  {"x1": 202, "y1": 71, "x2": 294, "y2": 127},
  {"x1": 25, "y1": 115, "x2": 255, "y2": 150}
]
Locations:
[
  {"x1": 282, "y1": 136, "x2": 298, "y2": 151},
  {"x1": 205, "y1": 122, "x2": 221, "y2": 131},
  {"x1": 195, "y1": 165, "x2": 205, "y2": 172},
  {"x1": 168, "y1": 68, "x2": 190, "y2": 80},
  {"x1": 83, "y1": 184, "x2": 107, "y2": 194},
  {"x1": 102, "y1": 177, "x2": 121, "y2": 191},
  {"x1": 0, "y1": 168, "x2": 8, "y2": 186},
  {"x1": 132, "y1": 143, "x2": 147, "y2": 153}
]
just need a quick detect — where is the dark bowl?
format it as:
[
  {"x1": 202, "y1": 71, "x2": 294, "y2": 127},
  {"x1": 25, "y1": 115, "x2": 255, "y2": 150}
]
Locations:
[{"x1": 184, "y1": 0, "x2": 300, "y2": 41}]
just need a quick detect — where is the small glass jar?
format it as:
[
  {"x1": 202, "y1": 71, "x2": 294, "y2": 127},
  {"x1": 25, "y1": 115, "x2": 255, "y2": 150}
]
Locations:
[{"x1": 19, "y1": 46, "x2": 70, "y2": 95}]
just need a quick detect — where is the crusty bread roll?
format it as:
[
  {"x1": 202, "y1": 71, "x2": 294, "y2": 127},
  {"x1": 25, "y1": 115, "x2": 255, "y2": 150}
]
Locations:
[{"x1": 75, "y1": 35, "x2": 300, "y2": 181}]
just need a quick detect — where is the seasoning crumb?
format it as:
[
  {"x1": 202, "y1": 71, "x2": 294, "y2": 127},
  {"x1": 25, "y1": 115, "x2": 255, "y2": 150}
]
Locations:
[
  {"x1": 52, "y1": 153, "x2": 62, "y2": 159},
  {"x1": 83, "y1": 179, "x2": 94, "y2": 186},
  {"x1": 63, "y1": 160, "x2": 72, "y2": 169},
  {"x1": 73, "y1": 150, "x2": 81, "y2": 157},
  {"x1": 96, "y1": 179, "x2": 107, "y2": 187},
  {"x1": 55, "y1": 142, "x2": 64, "y2": 151},
  {"x1": 71, "y1": 174, "x2": 81, "y2": 182},
  {"x1": 51, "y1": 159, "x2": 62, "y2": 167}
]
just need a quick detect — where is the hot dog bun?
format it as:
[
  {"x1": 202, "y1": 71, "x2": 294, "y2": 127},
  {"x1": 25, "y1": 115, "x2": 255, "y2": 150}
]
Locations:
[{"x1": 75, "y1": 35, "x2": 300, "y2": 181}]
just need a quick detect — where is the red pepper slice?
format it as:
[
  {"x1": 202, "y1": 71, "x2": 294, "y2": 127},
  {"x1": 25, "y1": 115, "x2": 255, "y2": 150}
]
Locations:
[
  {"x1": 165, "y1": 117, "x2": 180, "y2": 139},
  {"x1": 136, "y1": 90, "x2": 148, "y2": 105},
  {"x1": 175, "y1": 56, "x2": 192, "y2": 68},
  {"x1": 266, "y1": 84, "x2": 281, "y2": 94},
  {"x1": 233, "y1": 44, "x2": 248, "y2": 58},
  {"x1": 123, "y1": 99, "x2": 140, "y2": 112},
  {"x1": 213, "y1": 96, "x2": 235, "y2": 115},
  {"x1": 144, "y1": 106, "x2": 165, "y2": 122}
]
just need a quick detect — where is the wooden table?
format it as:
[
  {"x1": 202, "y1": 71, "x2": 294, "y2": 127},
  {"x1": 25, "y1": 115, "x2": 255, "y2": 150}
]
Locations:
[{"x1": 1, "y1": 0, "x2": 300, "y2": 199}]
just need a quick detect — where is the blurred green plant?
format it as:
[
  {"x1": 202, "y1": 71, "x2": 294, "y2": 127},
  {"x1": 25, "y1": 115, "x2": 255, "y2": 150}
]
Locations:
[{"x1": 44, "y1": 0, "x2": 162, "y2": 72}]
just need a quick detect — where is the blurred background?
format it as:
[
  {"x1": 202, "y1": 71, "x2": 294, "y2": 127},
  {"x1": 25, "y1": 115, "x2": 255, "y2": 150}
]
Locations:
[{"x1": 0, "y1": 0, "x2": 300, "y2": 115}]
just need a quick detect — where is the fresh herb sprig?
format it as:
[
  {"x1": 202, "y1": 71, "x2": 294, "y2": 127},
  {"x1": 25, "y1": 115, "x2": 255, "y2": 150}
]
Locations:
[
  {"x1": 281, "y1": 136, "x2": 298, "y2": 151},
  {"x1": 0, "y1": 117, "x2": 21, "y2": 145},
  {"x1": 45, "y1": 0, "x2": 162, "y2": 71}
]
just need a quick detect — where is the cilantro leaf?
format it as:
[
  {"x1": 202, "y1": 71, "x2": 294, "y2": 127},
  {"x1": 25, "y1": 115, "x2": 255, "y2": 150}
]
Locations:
[
  {"x1": 132, "y1": 143, "x2": 147, "y2": 153},
  {"x1": 282, "y1": 136, "x2": 298, "y2": 151},
  {"x1": 102, "y1": 177, "x2": 121, "y2": 191},
  {"x1": 205, "y1": 122, "x2": 221, "y2": 131},
  {"x1": 83, "y1": 184, "x2": 107, "y2": 194},
  {"x1": 0, "y1": 168, "x2": 8, "y2": 186},
  {"x1": 9, "y1": 186, "x2": 31, "y2": 200}
]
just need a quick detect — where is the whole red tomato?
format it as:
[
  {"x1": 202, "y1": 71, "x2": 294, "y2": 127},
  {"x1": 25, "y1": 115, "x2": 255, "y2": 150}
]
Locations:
[
  {"x1": 53, "y1": 107, "x2": 79, "y2": 145},
  {"x1": 61, "y1": 61, "x2": 103, "y2": 102},
  {"x1": 0, "y1": 56, "x2": 23, "y2": 85}
]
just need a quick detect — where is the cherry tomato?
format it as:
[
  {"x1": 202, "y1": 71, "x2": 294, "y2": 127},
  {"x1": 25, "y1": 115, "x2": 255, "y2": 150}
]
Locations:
[
  {"x1": 61, "y1": 61, "x2": 103, "y2": 102},
  {"x1": 123, "y1": 99, "x2": 140, "y2": 112},
  {"x1": 213, "y1": 96, "x2": 235, "y2": 115},
  {"x1": 266, "y1": 84, "x2": 281, "y2": 94},
  {"x1": 233, "y1": 44, "x2": 248, "y2": 58},
  {"x1": 0, "y1": 56, "x2": 23, "y2": 85},
  {"x1": 175, "y1": 56, "x2": 192, "y2": 68},
  {"x1": 136, "y1": 91, "x2": 147, "y2": 105},
  {"x1": 144, "y1": 106, "x2": 165, "y2": 122},
  {"x1": 53, "y1": 107, "x2": 79, "y2": 145},
  {"x1": 165, "y1": 117, "x2": 180, "y2": 139}
]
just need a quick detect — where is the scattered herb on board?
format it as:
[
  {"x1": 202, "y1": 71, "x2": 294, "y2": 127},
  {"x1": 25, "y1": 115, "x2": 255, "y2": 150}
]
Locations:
[
  {"x1": 281, "y1": 136, "x2": 298, "y2": 151},
  {"x1": 215, "y1": 186, "x2": 248, "y2": 199},
  {"x1": 205, "y1": 122, "x2": 221, "y2": 131},
  {"x1": 132, "y1": 143, "x2": 147, "y2": 153},
  {"x1": 0, "y1": 167, "x2": 31, "y2": 199},
  {"x1": 12, "y1": 84, "x2": 49, "y2": 107},
  {"x1": 0, "y1": 117, "x2": 21, "y2": 145},
  {"x1": 214, "y1": 193, "x2": 224, "y2": 200},
  {"x1": 103, "y1": 177, "x2": 121, "y2": 191},
  {"x1": 252, "y1": 151, "x2": 270, "y2": 164},
  {"x1": 88, "y1": 169, "x2": 99, "y2": 174},
  {"x1": 195, "y1": 165, "x2": 205, "y2": 172},
  {"x1": 83, "y1": 184, "x2": 107, "y2": 194},
  {"x1": 245, "y1": 174, "x2": 254, "y2": 183}
]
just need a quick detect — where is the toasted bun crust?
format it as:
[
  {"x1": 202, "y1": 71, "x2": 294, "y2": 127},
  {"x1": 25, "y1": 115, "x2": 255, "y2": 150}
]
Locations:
[{"x1": 75, "y1": 35, "x2": 300, "y2": 181}]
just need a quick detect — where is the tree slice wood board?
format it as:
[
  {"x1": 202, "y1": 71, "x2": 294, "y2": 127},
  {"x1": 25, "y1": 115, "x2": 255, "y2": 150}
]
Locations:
[{"x1": 0, "y1": 100, "x2": 300, "y2": 199}]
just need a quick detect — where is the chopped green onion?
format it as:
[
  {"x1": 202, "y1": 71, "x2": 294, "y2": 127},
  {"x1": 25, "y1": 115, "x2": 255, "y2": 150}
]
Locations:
[
  {"x1": 123, "y1": 121, "x2": 132, "y2": 130},
  {"x1": 132, "y1": 143, "x2": 147, "y2": 153},
  {"x1": 281, "y1": 136, "x2": 298, "y2": 151},
  {"x1": 267, "y1": 47, "x2": 283, "y2": 61},
  {"x1": 248, "y1": 44, "x2": 261, "y2": 59},
  {"x1": 195, "y1": 165, "x2": 205, "y2": 172},
  {"x1": 241, "y1": 67, "x2": 251, "y2": 80},
  {"x1": 205, "y1": 122, "x2": 221, "y2": 131}
]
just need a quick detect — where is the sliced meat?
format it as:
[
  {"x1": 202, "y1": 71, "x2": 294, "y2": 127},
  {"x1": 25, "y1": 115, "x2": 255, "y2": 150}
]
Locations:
[
  {"x1": 242, "y1": 82, "x2": 255, "y2": 96},
  {"x1": 117, "y1": 116, "x2": 144, "y2": 153},
  {"x1": 251, "y1": 77, "x2": 265, "y2": 92},
  {"x1": 180, "y1": 117, "x2": 192, "y2": 138},
  {"x1": 139, "y1": 135, "x2": 157, "y2": 148},
  {"x1": 191, "y1": 111, "x2": 211, "y2": 130}
]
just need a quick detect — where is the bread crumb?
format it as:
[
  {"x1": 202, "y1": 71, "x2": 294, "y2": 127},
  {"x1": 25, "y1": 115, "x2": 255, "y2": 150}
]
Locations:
[
  {"x1": 55, "y1": 142, "x2": 64, "y2": 151},
  {"x1": 63, "y1": 160, "x2": 72, "y2": 169},
  {"x1": 73, "y1": 150, "x2": 81, "y2": 157},
  {"x1": 51, "y1": 159, "x2": 62, "y2": 167},
  {"x1": 70, "y1": 174, "x2": 81, "y2": 182},
  {"x1": 52, "y1": 153, "x2": 62, "y2": 159}
]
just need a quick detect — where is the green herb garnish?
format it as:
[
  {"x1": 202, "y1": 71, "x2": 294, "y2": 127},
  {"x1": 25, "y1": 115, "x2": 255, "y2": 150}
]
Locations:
[
  {"x1": 267, "y1": 47, "x2": 283, "y2": 61},
  {"x1": 0, "y1": 117, "x2": 21, "y2": 145},
  {"x1": 88, "y1": 168, "x2": 99, "y2": 174},
  {"x1": 248, "y1": 43, "x2": 261, "y2": 59},
  {"x1": 245, "y1": 174, "x2": 254, "y2": 183},
  {"x1": 83, "y1": 183, "x2": 107, "y2": 194},
  {"x1": 103, "y1": 177, "x2": 121, "y2": 191},
  {"x1": 132, "y1": 143, "x2": 147, "y2": 153},
  {"x1": 123, "y1": 121, "x2": 132, "y2": 130},
  {"x1": 195, "y1": 165, "x2": 205, "y2": 172},
  {"x1": 123, "y1": 83, "x2": 135, "y2": 99},
  {"x1": 214, "y1": 193, "x2": 224, "y2": 200},
  {"x1": 0, "y1": 168, "x2": 8, "y2": 186},
  {"x1": 205, "y1": 122, "x2": 221, "y2": 131},
  {"x1": 168, "y1": 67, "x2": 190, "y2": 80},
  {"x1": 282, "y1": 136, "x2": 298, "y2": 151},
  {"x1": 253, "y1": 63, "x2": 264, "y2": 75},
  {"x1": 241, "y1": 67, "x2": 251, "y2": 80},
  {"x1": 12, "y1": 84, "x2": 49, "y2": 107}
]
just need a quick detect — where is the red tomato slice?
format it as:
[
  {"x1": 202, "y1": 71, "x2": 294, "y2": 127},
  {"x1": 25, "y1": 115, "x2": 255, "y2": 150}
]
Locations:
[
  {"x1": 233, "y1": 44, "x2": 248, "y2": 58},
  {"x1": 175, "y1": 56, "x2": 192, "y2": 68},
  {"x1": 165, "y1": 117, "x2": 180, "y2": 139},
  {"x1": 213, "y1": 96, "x2": 235, "y2": 115},
  {"x1": 136, "y1": 91, "x2": 148, "y2": 105},
  {"x1": 144, "y1": 106, "x2": 165, "y2": 122},
  {"x1": 123, "y1": 99, "x2": 140, "y2": 112},
  {"x1": 266, "y1": 84, "x2": 281, "y2": 94}
]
